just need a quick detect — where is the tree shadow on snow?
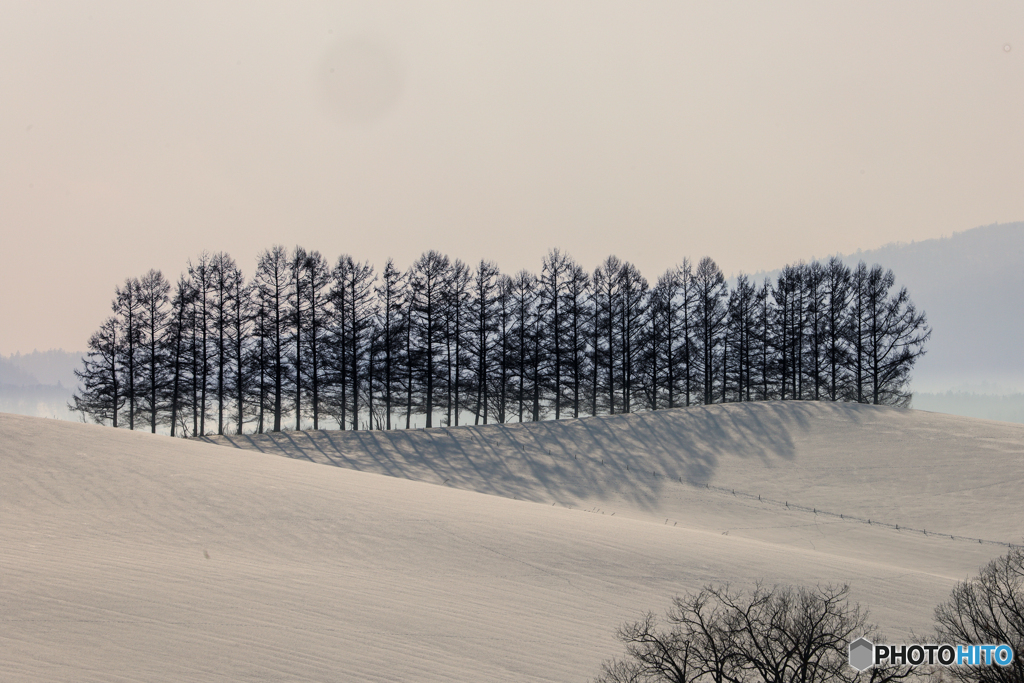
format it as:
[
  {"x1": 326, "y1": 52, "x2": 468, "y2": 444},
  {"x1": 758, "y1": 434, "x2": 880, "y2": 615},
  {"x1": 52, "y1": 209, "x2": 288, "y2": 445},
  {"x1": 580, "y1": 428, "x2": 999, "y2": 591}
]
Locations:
[{"x1": 199, "y1": 402, "x2": 890, "y2": 516}]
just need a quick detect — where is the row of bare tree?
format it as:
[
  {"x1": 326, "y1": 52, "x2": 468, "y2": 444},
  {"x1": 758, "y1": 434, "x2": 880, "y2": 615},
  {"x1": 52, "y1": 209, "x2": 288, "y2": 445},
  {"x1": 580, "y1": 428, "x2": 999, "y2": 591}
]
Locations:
[
  {"x1": 72, "y1": 248, "x2": 930, "y2": 435},
  {"x1": 597, "y1": 546, "x2": 1024, "y2": 683}
]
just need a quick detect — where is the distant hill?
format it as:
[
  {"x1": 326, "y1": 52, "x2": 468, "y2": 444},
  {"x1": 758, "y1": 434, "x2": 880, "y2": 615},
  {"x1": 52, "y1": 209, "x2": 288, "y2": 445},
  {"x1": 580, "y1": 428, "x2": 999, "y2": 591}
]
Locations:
[
  {"x1": 0, "y1": 350, "x2": 82, "y2": 420},
  {"x1": 750, "y1": 222, "x2": 1024, "y2": 396},
  {"x1": 6, "y1": 223, "x2": 1022, "y2": 424},
  {"x1": 0, "y1": 349, "x2": 82, "y2": 388}
]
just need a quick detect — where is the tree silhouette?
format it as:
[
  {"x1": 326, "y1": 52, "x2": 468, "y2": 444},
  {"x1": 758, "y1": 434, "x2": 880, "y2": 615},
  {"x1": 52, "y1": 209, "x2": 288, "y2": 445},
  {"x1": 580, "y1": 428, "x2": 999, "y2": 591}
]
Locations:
[
  {"x1": 596, "y1": 583, "x2": 912, "y2": 683},
  {"x1": 75, "y1": 248, "x2": 932, "y2": 432},
  {"x1": 71, "y1": 316, "x2": 123, "y2": 427}
]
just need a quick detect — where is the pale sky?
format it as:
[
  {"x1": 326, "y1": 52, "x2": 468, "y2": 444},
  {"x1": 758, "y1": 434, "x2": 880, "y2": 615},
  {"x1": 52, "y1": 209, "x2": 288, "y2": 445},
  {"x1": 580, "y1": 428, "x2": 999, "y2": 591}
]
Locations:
[{"x1": 1, "y1": 1, "x2": 1021, "y2": 355}]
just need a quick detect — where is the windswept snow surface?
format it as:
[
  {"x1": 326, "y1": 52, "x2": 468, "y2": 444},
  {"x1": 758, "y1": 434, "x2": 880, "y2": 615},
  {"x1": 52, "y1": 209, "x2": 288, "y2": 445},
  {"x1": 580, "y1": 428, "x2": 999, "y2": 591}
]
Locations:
[
  {"x1": 207, "y1": 403, "x2": 1024, "y2": 554},
  {"x1": 3, "y1": 404, "x2": 1022, "y2": 682}
]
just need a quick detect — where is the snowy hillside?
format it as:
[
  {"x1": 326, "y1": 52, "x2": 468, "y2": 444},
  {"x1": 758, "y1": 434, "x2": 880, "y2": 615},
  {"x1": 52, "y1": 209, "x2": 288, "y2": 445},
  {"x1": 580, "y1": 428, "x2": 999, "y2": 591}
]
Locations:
[
  {"x1": 204, "y1": 402, "x2": 1024, "y2": 549},
  {"x1": 3, "y1": 403, "x2": 1022, "y2": 682}
]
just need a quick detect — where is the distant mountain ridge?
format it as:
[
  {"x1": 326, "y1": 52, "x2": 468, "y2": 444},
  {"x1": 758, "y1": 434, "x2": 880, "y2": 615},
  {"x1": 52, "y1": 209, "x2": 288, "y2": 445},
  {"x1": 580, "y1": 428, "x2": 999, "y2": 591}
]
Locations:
[
  {"x1": 749, "y1": 222, "x2": 1024, "y2": 394},
  {"x1": 0, "y1": 350, "x2": 82, "y2": 420},
  {"x1": 3, "y1": 224, "x2": 1022, "y2": 422},
  {"x1": 0, "y1": 349, "x2": 82, "y2": 388}
]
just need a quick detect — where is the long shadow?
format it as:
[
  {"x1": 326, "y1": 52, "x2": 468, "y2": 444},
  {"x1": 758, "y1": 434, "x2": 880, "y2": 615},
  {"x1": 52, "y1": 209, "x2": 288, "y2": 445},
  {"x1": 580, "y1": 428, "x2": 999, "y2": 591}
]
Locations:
[
  {"x1": 208, "y1": 433, "x2": 269, "y2": 454},
  {"x1": 353, "y1": 431, "x2": 411, "y2": 479},
  {"x1": 277, "y1": 431, "x2": 316, "y2": 462},
  {"x1": 204, "y1": 402, "x2": 883, "y2": 517},
  {"x1": 337, "y1": 430, "x2": 404, "y2": 479},
  {"x1": 428, "y1": 428, "x2": 504, "y2": 493},
  {"x1": 382, "y1": 429, "x2": 451, "y2": 484},
  {"x1": 302, "y1": 431, "x2": 342, "y2": 466}
]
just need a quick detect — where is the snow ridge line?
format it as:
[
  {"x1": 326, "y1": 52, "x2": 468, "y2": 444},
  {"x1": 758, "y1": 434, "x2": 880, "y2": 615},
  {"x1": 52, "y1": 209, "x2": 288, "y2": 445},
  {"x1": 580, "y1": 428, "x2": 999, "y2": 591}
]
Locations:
[
  {"x1": 484, "y1": 440, "x2": 1021, "y2": 550},
  {"x1": 685, "y1": 478, "x2": 1016, "y2": 549},
  {"x1": 203, "y1": 426, "x2": 1020, "y2": 549}
]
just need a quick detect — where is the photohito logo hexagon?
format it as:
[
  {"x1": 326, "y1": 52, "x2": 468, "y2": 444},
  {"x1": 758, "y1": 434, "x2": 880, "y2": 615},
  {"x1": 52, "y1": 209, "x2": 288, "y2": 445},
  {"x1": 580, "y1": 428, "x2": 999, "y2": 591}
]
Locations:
[{"x1": 849, "y1": 637, "x2": 874, "y2": 671}]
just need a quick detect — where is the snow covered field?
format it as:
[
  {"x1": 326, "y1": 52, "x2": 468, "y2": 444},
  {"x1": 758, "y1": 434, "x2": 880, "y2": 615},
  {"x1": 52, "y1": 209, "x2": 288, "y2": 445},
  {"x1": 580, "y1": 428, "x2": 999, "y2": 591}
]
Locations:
[{"x1": 3, "y1": 403, "x2": 1022, "y2": 681}]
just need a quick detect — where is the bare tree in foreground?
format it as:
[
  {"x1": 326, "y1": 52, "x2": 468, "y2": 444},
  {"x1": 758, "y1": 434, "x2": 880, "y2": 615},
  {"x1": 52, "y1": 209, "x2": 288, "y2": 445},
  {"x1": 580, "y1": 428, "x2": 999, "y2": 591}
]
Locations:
[
  {"x1": 934, "y1": 547, "x2": 1024, "y2": 683},
  {"x1": 595, "y1": 583, "x2": 912, "y2": 683}
]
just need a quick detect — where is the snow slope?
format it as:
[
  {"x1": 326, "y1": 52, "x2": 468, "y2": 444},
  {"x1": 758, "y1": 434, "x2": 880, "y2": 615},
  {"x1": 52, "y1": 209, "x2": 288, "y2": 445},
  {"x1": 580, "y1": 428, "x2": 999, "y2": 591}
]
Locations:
[
  {"x1": 3, "y1": 403, "x2": 1022, "y2": 682},
  {"x1": 205, "y1": 402, "x2": 1024, "y2": 556}
]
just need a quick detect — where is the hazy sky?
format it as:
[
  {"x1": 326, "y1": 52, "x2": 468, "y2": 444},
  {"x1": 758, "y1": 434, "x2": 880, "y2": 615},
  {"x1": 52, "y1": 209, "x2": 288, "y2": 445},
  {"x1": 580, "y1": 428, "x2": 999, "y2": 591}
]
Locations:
[{"x1": 2, "y1": 1, "x2": 1022, "y2": 355}]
